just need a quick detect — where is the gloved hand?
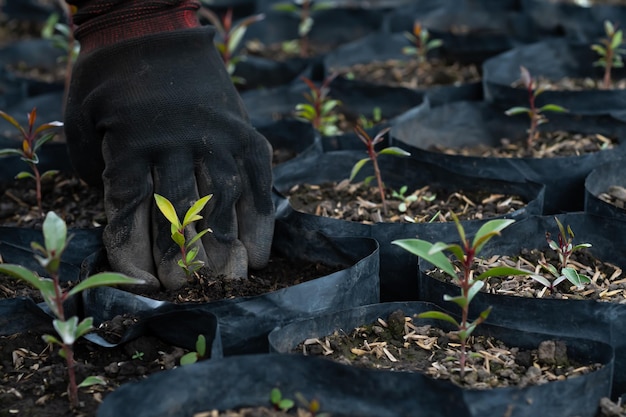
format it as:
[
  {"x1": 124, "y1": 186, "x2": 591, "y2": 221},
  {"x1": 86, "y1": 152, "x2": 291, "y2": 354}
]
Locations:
[{"x1": 64, "y1": 1, "x2": 274, "y2": 291}]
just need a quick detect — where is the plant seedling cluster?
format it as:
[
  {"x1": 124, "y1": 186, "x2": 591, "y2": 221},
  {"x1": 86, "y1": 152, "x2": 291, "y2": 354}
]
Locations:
[
  {"x1": 154, "y1": 194, "x2": 213, "y2": 277},
  {"x1": 591, "y1": 20, "x2": 626, "y2": 89},
  {"x1": 393, "y1": 215, "x2": 532, "y2": 378},
  {"x1": 0, "y1": 107, "x2": 63, "y2": 215},
  {"x1": 350, "y1": 126, "x2": 410, "y2": 216},
  {"x1": 270, "y1": 388, "x2": 295, "y2": 411},
  {"x1": 198, "y1": 6, "x2": 265, "y2": 85},
  {"x1": 402, "y1": 21, "x2": 443, "y2": 64},
  {"x1": 273, "y1": 0, "x2": 335, "y2": 57},
  {"x1": 0, "y1": 212, "x2": 142, "y2": 409},
  {"x1": 295, "y1": 74, "x2": 342, "y2": 136},
  {"x1": 505, "y1": 66, "x2": 568, "y2": 146},
  {"x1": 180, "y1": 334, "x2": 208, "y2": 365},
  {"x1": 531, "y1": 218, "x2": 592, "y2": 293}
]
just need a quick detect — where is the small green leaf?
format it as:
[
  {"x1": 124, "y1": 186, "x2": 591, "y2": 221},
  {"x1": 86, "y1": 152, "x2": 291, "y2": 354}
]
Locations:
[
  {"x1": 417, "y1": 311, "x2": 459, "y2": 328},
  {"x1": 40, "y1": 170, "x2": 59, "y2": 180},
  {"x1": 562, "y1": 267, "x2": 591, "y2": 288},
  {"x1": 68, "y1": 272, "x2": 143, "y2": 296},
  {"x1": 349, "y1": 158, "x2": 370, "y2": 181},
  {"x1": 154, "y1": 194, "x2": 181, "y2": 230},
  {"x1": 180, "y1": 352, "x2": 198, "y2": 365},
  {"x1": 402, "y1": 46, "x2": 418, "y2": 56},
  {"x1": 75, "y1": 317, "x2": 94, "y2": 339},
  {"x1": 15, "y1": 171, "x2": 35, "y2": 180},
  {"x1": 505, "y1": 106, "x2": 531, "y2": 116},
  {"x1": 182, "y1": 194, "x2": 213, "y2": 227},
  {"x1": 53, "y1": 317, "x2": 79, "y2": 345},
  {"x1": 443, "y1": 293, "x2": 468, "y2": 309},
  {"x1": 530, "y1": 274, "x2": 552, "y2": 288},
  {"x1": 270, "y1": 388, "x2": 282, "y2": 404},
  {"x1": 475, "y1": 266, "x2": 532, "y2": 281},
  {"x1": 378, "y1": 147, "x2": 411, "y2": 157},
  {"x1": 321, "y1": 99, "x2": 340, "y2": 115},
  {"x1": 472, "y1": 219, "x2": 515, "y2": 254},
  {"x1": 392, "y1": 239, "x2": 457, "y2": 278},
  {"x1": 538, "y1": 104, "x2": 568, "y2": 113},
  {"x1": 612, "y1": 30, "x2": 623, "y2": 50},
  {"x1": 467, "y1": 281, "x2": 484, "y2": 303},
  {"x1": 78, "y1": 376, "x2": 106, "y2": 388},
  {"x1": 187, "y1": 228, "x2": 212, "y2": 247},
  {"x1": 0, "y1": 264, "x2": 49, "y2": 292},
  {"x1": 196, "y1": 334, "x2": 207, "y2": 357},
  {"x1": 591, "y1": 44, "x2": 607, "y2": 55},
  {"x1": 0, "y1": 149, "x2": 23, "y2": 157},
  {"x1": 272, "y1": 3, "x2": 299, "y2": 12},
  {"x1": 42, "y1": 211, "x2": 67, "y2": 256},
  {"x1": 427, "y1": 39, "x2": 443, "y2": 50},
  {"x1": 185, "y1": 246, "x2": 199, "y2": 264},
  {"x1": 572, "y1": 243, "x2": 592, "y2": 251}
]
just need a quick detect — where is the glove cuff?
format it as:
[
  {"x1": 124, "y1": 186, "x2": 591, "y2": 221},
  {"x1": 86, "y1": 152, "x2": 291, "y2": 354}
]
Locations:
[{"x1": 68, "y1": 0, "x2": 201, "y2": 54}]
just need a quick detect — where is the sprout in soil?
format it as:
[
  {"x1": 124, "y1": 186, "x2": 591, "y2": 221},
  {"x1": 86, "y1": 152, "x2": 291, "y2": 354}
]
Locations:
[{"x1": 591, "y1": 20, "x2": 626, "y2": 89}]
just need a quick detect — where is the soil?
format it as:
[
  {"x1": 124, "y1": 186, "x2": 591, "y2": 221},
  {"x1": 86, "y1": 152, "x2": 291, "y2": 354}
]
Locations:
[
  {"x1": 294, "y1": 309, "x2": 603, "y2": 389},
  {"x1": 429, "y1": 130, "x2": 617, "y2": 158},
  {"x1": 513, "y1": 75, "x2": 626, "y2": 91},
  {"x1": 596, "y1": 185, "x2": 626, "y2": 211},
  {"x1": 330, "y1": 58, "x2": 482, "y2": 89},
  {"x1": 285, "y1": 180, "x2": 528, "y2": 224},
  {"x1": 244, "y1": 38, "x2": 334, "y2": 62}
]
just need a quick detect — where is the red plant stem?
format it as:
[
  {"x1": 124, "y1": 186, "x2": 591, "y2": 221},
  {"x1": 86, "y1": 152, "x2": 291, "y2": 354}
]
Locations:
[
  {"x1": 604, "y1": 45, "x2": 614, "y2": 89},
  {"x1": 527, "y1": 81, "x2": 538, "y2": 145},
  {"x1": 371, "y1": 154, "x2": 387, "y2": 216},
  {"x1": 299, "y1": 0, "x2": 311, "y2": 57},
  {"x1": 63, "y1": 343, "x2": 80, "y2": 408},
  {"x1": 30, "y1": 162, "x2": 44, "y2": 216},
  {"x1": 458, "y1": 243, "x2": 475, "y2": 378}
]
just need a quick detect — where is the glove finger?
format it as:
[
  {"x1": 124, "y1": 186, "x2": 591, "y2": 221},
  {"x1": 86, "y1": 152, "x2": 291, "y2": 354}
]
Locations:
[
  {"x1": 236, "y1": 134, "x2": 274, "y2": 269},
  {"x1": 152, "y1": 152, "x2": 209, "y2": 290},
  {"x1": 196, "y1": 148, "x2": 248, "y2": 279},
  {"x1": 101, "y1": 146, "x2": 160, "y2": 292}
]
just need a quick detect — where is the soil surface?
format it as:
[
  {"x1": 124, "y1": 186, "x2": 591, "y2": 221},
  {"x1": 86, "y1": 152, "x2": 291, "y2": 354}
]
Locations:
[
  {"x1": 285, "y1": 180, "x2": 528, "y2": 224},
  {"x1": 513, "y1": 75, "x2": 626, "y2": 91},
  {"x1": 596, "y1": 185, "x2": 626, "y2": 212},
  {"x1": 295, "y1": 309, "x2": 603, "y2": 389},
  {"x1": 331, "y1": 58, "x2": 482, "y2": 89}
]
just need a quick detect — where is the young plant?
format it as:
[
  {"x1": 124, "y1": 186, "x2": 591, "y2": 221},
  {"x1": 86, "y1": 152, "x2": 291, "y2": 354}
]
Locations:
[
  {"x1": 0, "y1": 107, "x2": 63, "y2": 215},
  {"x1": 350, "y1": 126, "x2": 410, "y2": 216},
  {"x1": 0, "y1": 211, "x2": 142, "y2": 409},
  {"x1": 531, "y1": 217, "x2": 592, "y2": 292},
  {"x1": 154, "y1": 194, "x2": 213, "y2": 277},
  {"x1": 272, "y1": 0, "x2": 335, "y2": 57},
  {"x1": 270, "y1": 388, "x2": 295, "y2": 412},
  {"x1": 357, "y1": 106, "x2": 383, "y2": 130},
  {"x1": 295, "y1": 74, "x2": 341, "y2": 137},
  {"x1": 505, "y1": 66, "x2": 568, "y2": 146},
  {"x1": 180, "y1": 334, "x2": 207, "y2": 365},
  {"x1": 198, "y1": 7, "x2": 265, "y2": 85},
  {"x1": 393, "y1": 214, "x2": 532, "y2": 378},
  {"x1": 295, "y1": 393, "x2": 330, "y2": 417},
  {"x1": 402, "y1": 21, "x2": 443, "y2": 64},
  {"x1": 391, "y1": 185, "x2": 418, "y2": 213},
  {"x1": 591, "y1": 20, "x2": 626, "y2": 89}
]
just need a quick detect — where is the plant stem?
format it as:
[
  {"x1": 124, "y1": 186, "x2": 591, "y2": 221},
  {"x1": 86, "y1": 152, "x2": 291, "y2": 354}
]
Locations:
[
  {"x1": 299, "y1": 0, "x2": 311, "y2": 58},
  {"x1": 371, "y1": 155, "x2": 388, "y2": 216},
  {"x1": 63, "y1": 343, "x2": 80, "y2": 409},
  {"x1": 604, "y1": 46, "x2": 613, "y2": 89},
  {"x1": 30, "y1": 162, "x2": 44, "y2": 216}
]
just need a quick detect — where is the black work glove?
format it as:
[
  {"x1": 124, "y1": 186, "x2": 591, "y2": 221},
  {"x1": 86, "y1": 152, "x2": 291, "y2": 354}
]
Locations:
[{"x1": 64, "y1": 26, "x2": 274, "y2": 291}]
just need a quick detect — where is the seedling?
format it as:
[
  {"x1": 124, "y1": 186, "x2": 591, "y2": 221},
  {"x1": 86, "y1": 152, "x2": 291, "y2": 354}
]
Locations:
[
  {"x1": 531, "y1": 218, "x2": 592, "y2": 292},
  {"x1": 272, "y1": 0, "x2": 335, "y2": 57},
  {"x1": 505, "y1": 66, "x2": 568, "y2": 146},
  {"x1": 132, "y1": 351, "x2": 145, "y2": 360},
  {"x1": 402, "y1": 21, "x2": 443, "y2": 64},
  {"x1": 350, "y1": 126, "x2": 410, "y2": 216},
  {"x1": 154, "y1": 194, "x2": 213, "y2": 277},
  {"x1": 393, "y1": 215, "x2": 532, "y2": 378},
  {"x1": 0, "y1": 211, "x2": 142, "y2": 409},
  {"x1": 198, "y1": 7, "x2": 265, "y2": 85},
  {"x1": 591, "y1": 20, "x2": 626, "y2": 89},
  {"x1": 391, "y1": 185, "x2": 418, "y2": 213},
  {"x1": 295, "y1": 393, "x2": 331, "y2": 417},
  {"x1": 357, "y1": 106, "x2": 383, "y2": 130},
  {"x1": 270, "y1": 388, "x2": 295, "y2": 412},
  {"x1": 0, "y1": 107, "x2": 63, "y2": 215},
  {"x1": 180, "y1": 334, "x2": 207, "y2": 365},
  {"x1": 295, "y1": 74, "x2": 341, "y2": 137}
]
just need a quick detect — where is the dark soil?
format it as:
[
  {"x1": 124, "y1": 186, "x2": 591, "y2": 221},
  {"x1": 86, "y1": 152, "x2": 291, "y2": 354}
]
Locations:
[
  {"x1": 513, "y1": 75, "x2": 626, "y2": 91},
  {"x1": 295, "y1": 309, "x2": 603, "y2": 389},
  {"x1": 597, "y1": 185, "x2": 626, "y2": 211},
  {"x1": 330, "y1": 58, "x2": 482, "y2": 89},
  {"x1": 430, "y1": 130, "x2": 617, "y2": 158},
  {"x1": 285, "y1": 180, "x2": 528, "y2": 224}
]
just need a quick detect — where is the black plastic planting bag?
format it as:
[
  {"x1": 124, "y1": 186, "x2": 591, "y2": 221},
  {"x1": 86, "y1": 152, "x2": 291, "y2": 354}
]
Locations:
[
  {"x1": 585, "y1": 158, "x2": 626, "y2": 222},
  {"x1": 483, "y1": 38, "x2": 626, "y2": 115},
  {"x1": 390, "y1": 100, "x2": 626, "y2": 213},
  {"x1": 82, "y1": 214, "x2": 380, "y2": 355},
  {"x1": 520, "y1": 0, "x2": 626, "y2": 42},
  {"x1": 273, "y1": 148, "x2": 544, "y2": 302},
  {"x1": 418, "y1": 212, "x2": 626, "y2": 398},
  {"x1": 268, "y1": 301, "x2": 613, "y2": 417},
  {"x1": 322, "y1": 32, "x2": 484, "y2": 106},
  {"x1": 97, "y1": 351, "x2": 467, "y2": 417}
]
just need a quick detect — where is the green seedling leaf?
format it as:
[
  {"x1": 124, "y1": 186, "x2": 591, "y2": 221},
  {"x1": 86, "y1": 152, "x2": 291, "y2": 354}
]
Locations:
[
  {"x1": 572, "y1": 243, "x2": 592, "y2": 251},
  {"x1": 272, "y1": 3, "x2": 299, "y2": 13},
  {"x1": 417, "y1": 311, "x2": 459, "y2": 328},
  {"x1": 472, "y1": 219, "x2": 515, "y2": 254},
  {"x1": 0, "y1": 149, "x2": 24, "y2": 157},
  {"x1": 185, "y1": 246, "x2": 200, "y2": 264},
  {"x1": 182, "y1": 194, "x2": 213, "y2": 227},
  {"x1": 553, "y1": 275, "x2": 568, "y2": 287},
  {"x1": 475, "y1": 266, "x2": 532, "y2": 281},
  {"x1": 443, "y1": 293, "x2": 468, "y2": 309},
  {"x1": 34, "y1": 121, "x2": 63, "y2": 136},
  {"x1": 378, "y1": 147, "x2": 411, "y2": 156},
  {"x1": 172, "y1": 229, "x2": 186, "y2": 249},
  {"x1": 75, "y1": 317, "x2": 94, "y2": 339},
  {"x1": 530, "y1": 274, "x2": 553, "y2": 288},
  {"x1": 40, "y1": 170, "x2": 59, "y2": 180},
  {"x1": 78, "y1": 376, "x2": 106, "y2": 388},
  {"x1": 196, "y1": 334, "x2": 207, "y2": 357},
  {"x1": 154, "y1": 194, "x2": 181, "y2": 229},
  {"x1": 42, "y1": 333, "x2": 61, "y2": 345},
  {"x1": 187, "y1": 228, "x2": 212, "y2": 247},
  {"x1": 349, "y1": 158, "x2": 369, "y2": 181},
  {"x1": 562, "y1": 267, "x2": 591, "y2": 288},
  {"x1": 321, "y1": 99, "x2": 340, "y2": 115},
  {"x1": 0, "y1": 264, "x2": 54, "y2": 294},
  {"x1": 540, "y1": 262, "x2": 560, "y2": 277},
  {"x1": 393, "y1": 239, "x2": 457, "y2": 278},
  {"x1": 68, "y1": 272, "x2": 142, "y2": 296},
  {"x1": 467, "y1": 280, "x2": 485, "y2": 303},
  {"x1": 402, "y1": 46, "x2": 418, "y2": 55},
  {"x1": 612, "y1": 30, "x2": 623, "y2": 49},
  {"x1": 15, "y1": 171, "x2": 35, "y2": 180},
  {"x1": 539, "y1": 104, "x2": 568, "y2": 113},
  {"x1": 591, "y1": 44, "x2": 607, "y2": 55},
  {"x1": 53, "y1": 317, "x2": 79, "y2": 345},
  {"x1": 299, "y1": 16, "x2": 314, "y2": 37},
  {"x1": 180, "y1": 352, "x2": 198, "y2": 365},
  {"x1": 42, "y1": 211, "x2": 67, "y2": 255}
]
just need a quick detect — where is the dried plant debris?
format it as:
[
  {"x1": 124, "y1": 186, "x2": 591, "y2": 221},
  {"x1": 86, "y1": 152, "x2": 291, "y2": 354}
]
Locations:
[
  {"x1": 430, "y1": 131, "x2": 616, "y2": 158},
  {"x1": 598, "y1": 185, "x2": 626, "y2": 210},
  {"x1": 295, "y1": 310, "x2": 603, "y2": 389},
  {"x1": 512, "y1": 74, "x2": 626, "y2": 91},
  {"x1": 332, "y1": 59, "x2": 482, "y2": 89},
  {"x1": 286, "y1": 181, "x2": 527, "y2": 224},
  {"x1": 429, "y1": 249, "x2": 626, "y2": 303}
]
